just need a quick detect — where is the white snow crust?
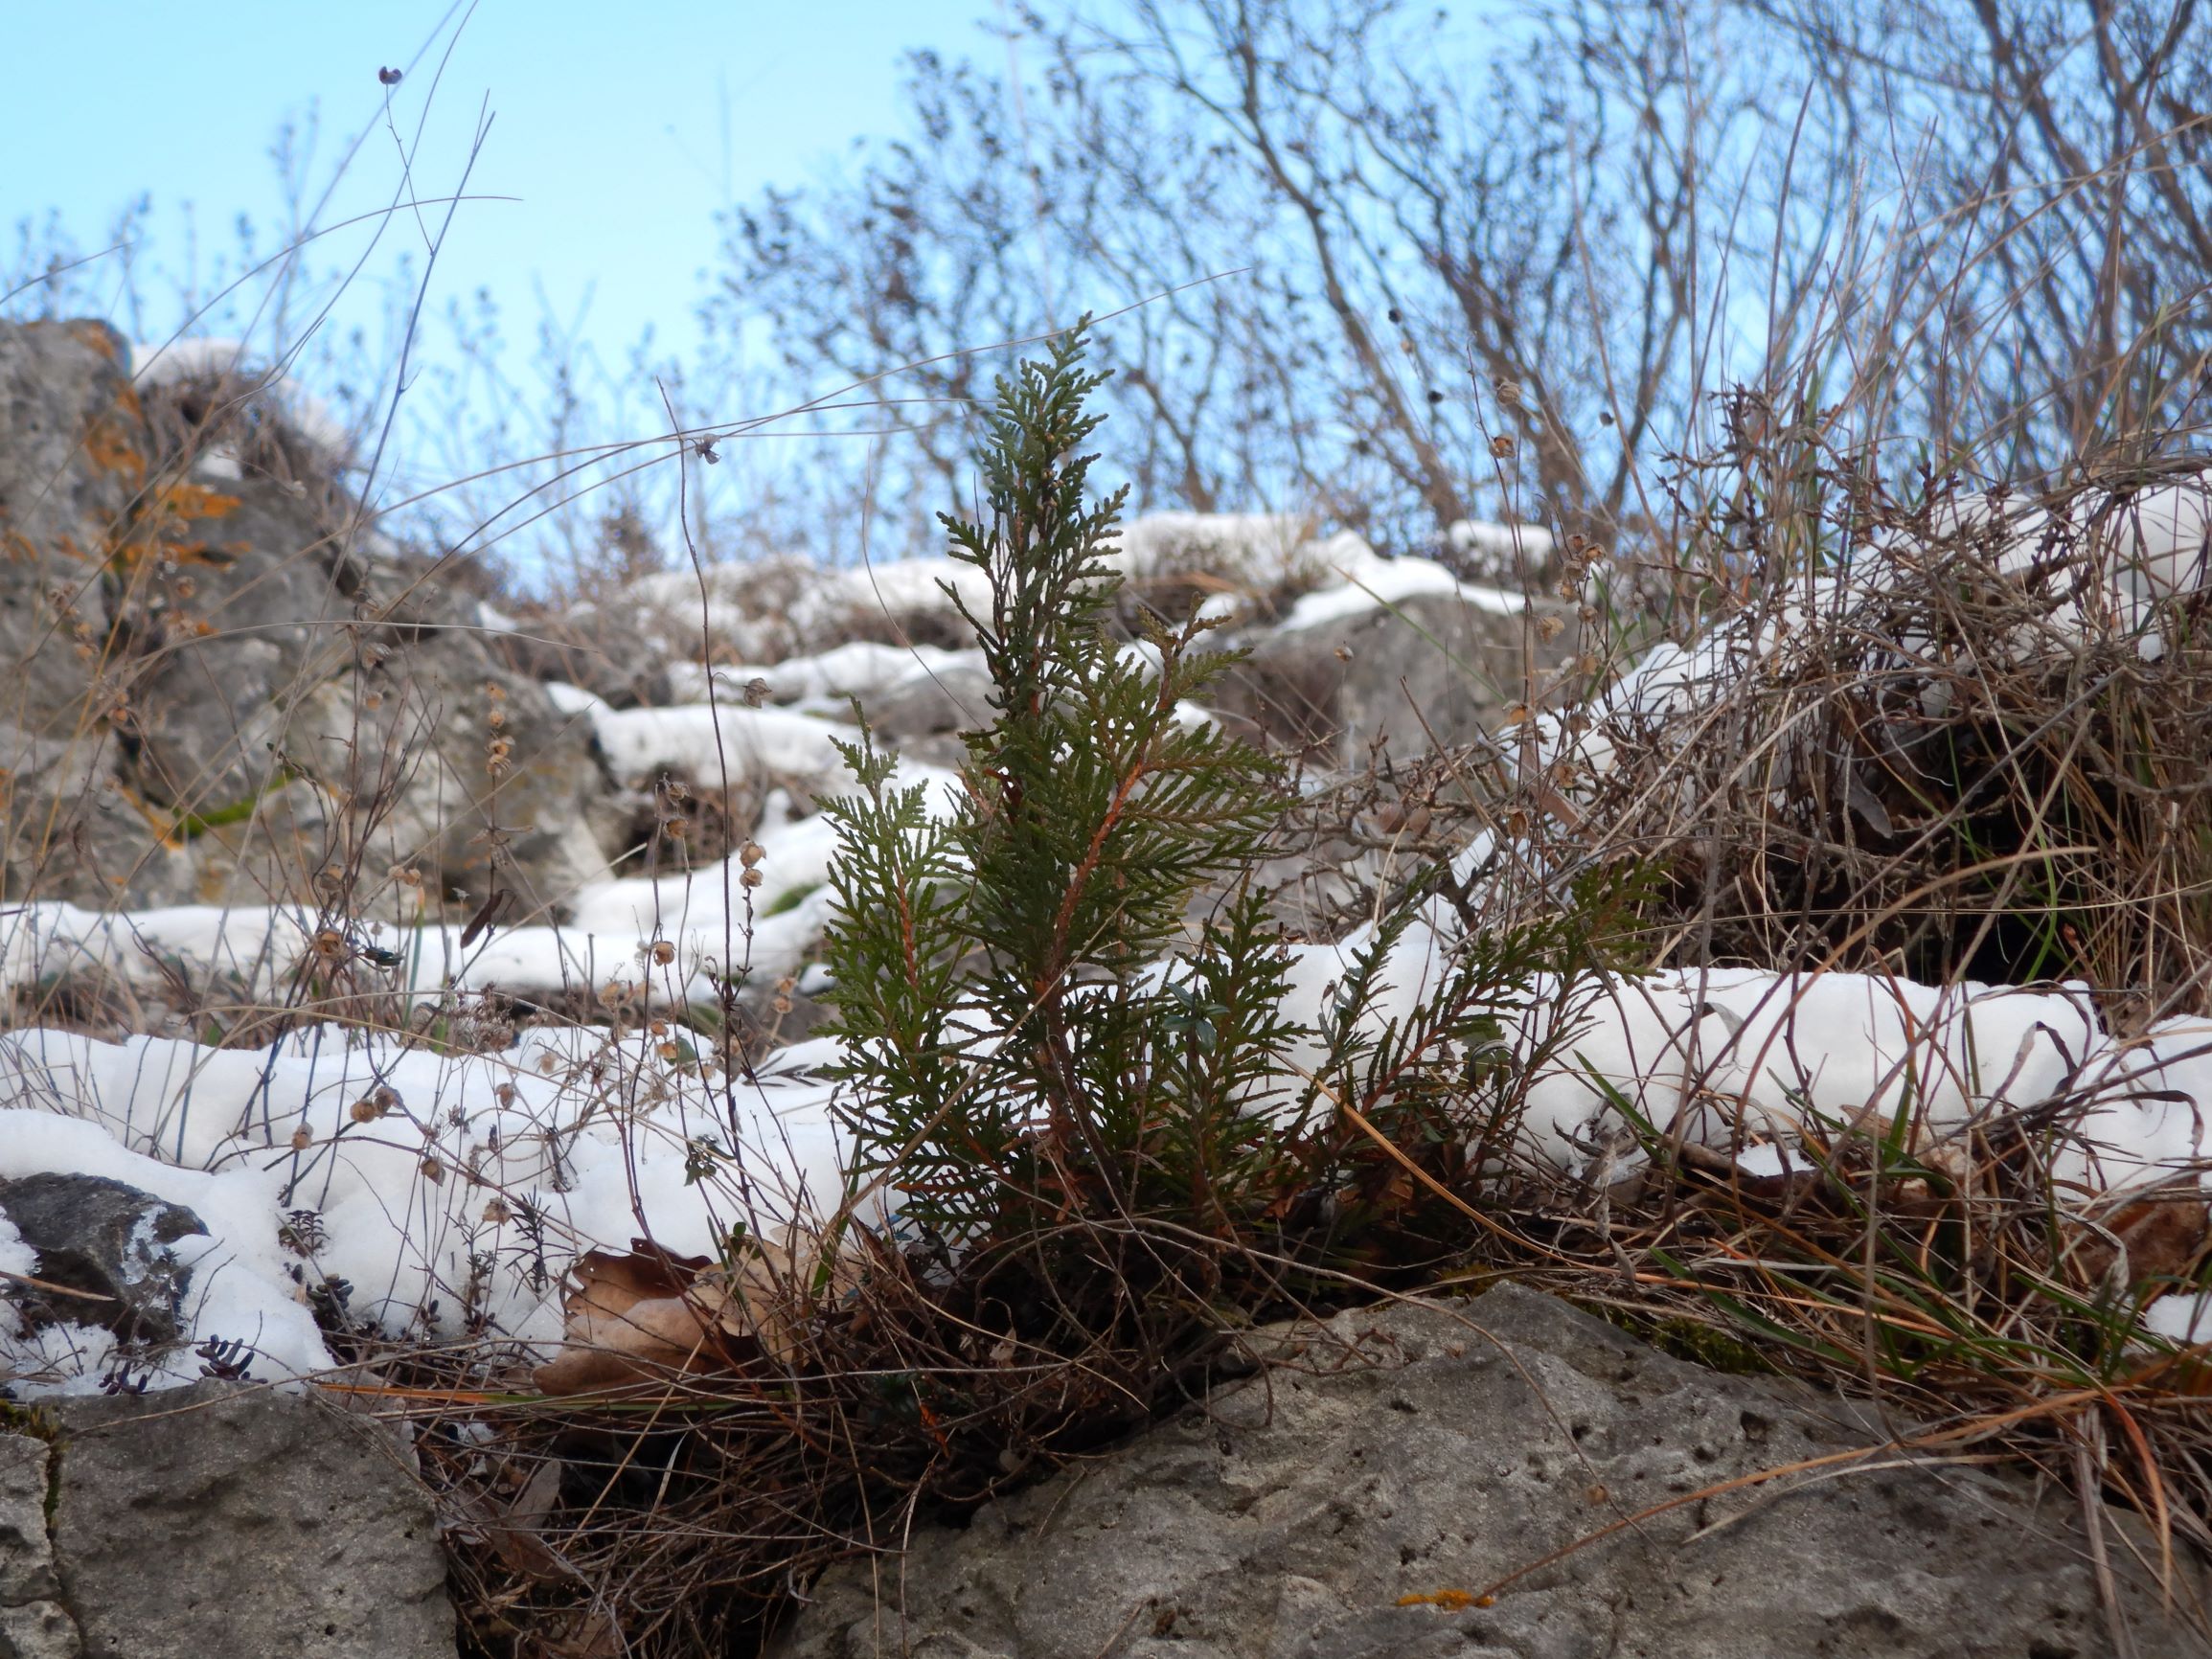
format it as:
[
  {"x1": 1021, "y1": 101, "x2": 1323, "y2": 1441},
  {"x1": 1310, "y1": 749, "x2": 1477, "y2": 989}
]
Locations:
[{"x1": 11, "y1": 490, "x2": 2212, "y2": 1391}]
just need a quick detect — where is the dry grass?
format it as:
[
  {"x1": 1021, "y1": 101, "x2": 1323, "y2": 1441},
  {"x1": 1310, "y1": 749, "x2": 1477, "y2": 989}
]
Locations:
[
  {"x1": 352, "y1": 418, "x2": 2212, "y2": 1659},
  {"x1": 11, "y1": 23, "x2": 2212, "y2": 1652}
]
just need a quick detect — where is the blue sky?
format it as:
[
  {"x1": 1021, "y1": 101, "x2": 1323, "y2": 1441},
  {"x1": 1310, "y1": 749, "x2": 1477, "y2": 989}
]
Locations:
[{"x1": 6, "y1": 1, "x2": 999, "y2": 365}]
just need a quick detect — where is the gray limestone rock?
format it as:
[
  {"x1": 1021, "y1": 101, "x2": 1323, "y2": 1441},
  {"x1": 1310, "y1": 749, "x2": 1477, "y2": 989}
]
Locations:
[
  {"x1": 0, "y1": 320, "x2": 141, "y2": 732},
  {"x1": 0, "y1": 317, "x2": 619, "y2": 913},
  {"x1": 0, "y1": 1431, "x2": 78, "y2": 1659},
  {"x1": 0, "y1": 1601, "x2": 80, "y2": 1659},
  {"x1": 46, "y1": 1381, "x2": 455, "y2": 1659},
  {"x1": 1219, "y1": 590, "x2": 1573, "y2": 766},
  {"x1": 775, "y1": 1285, "x2": 2207, "y2": 1659},
  {"x1": 0, "y1": 1174, "x2": 206, "y2": 1344},
  {"x1": 489, "y1": 602, "x2": 675, "y2": 710},
  {"x1": 0, "y1": 321, "x2": 155, "y2": 909},
  {"x1": 865, "y1": 659, "x2": 996, "y2": 739},
  {"x1": 0, "y1": 1432, "x2": 60, "y2": 1608}
]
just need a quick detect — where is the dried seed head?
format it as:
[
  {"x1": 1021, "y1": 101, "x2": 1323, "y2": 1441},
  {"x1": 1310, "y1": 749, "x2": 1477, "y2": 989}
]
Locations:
[
  {"x1": 741, "y1": 677, "x2": 771, "y2": 708},
  {"x1": 1537, "y1": 613, "x2": 1565, "y2": 643},
  {"x1": 483, "y1": 1197, "x2": 513, "y2": 1224},
  {"x1": 1494, "y1": 376, "x2": 1523, "y2": 411},
  {"x1": 1489, "y1": 433, "x2": 1516, "y2": 460},
  {"x1": 739, "y1": 840, "x2": 765, "y2": 868},
  {"x1": 650, "y1": 940, "x2": 677, "y2": 966},
  {"x1": 290, "y1": 1125, "x2": 313, "y2": 1151},
  {"x1": 740, "y1": 867, "x2": 764, "y2": 889},
  {"x1": 493, "y1": 1082, "x2": 518, "y2": 1107},
  {"x1": 420, "y1": 1155, "x2": 445, "y2": 1185},
  {"x1": 350, "y1": 1097, "x2": 385, "y2": 1124}
]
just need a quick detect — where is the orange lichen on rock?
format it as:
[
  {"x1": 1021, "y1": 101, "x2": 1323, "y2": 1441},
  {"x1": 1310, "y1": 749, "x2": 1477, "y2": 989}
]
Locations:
[
  {"x1": 109, "y1": 478, "x2": 244, "y2": 567},
  {"x1": 80, "y1": 407, "x2": 148, "y2": 486},
  {"x1": 1397, "y1": 1589, "x2": 1494, "y2": 1610},
  {"x1": 149, "y1": 480, "x2": 240, "y2": 524}
]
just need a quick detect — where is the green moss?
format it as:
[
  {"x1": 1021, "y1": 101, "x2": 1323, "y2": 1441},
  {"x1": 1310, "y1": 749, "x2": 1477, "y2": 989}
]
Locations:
[
  {"x1": 1573, "y1": 1300, "x2": 1776, "y2": 1375},
  {"x1": 170, "y1": 766, "x2": 299, "y2": 840},
  {"x1": 764, "y1": 880, "x2": 823, "y2": 918},
  {"x1": 1649, "y1": 1314, "x2": 1774, "y2": 1375}
]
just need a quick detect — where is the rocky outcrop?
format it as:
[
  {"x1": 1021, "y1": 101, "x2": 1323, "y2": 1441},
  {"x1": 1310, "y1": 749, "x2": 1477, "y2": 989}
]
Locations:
[
  {"x1": 0, "y1": 321, "x2": 186, "y2": 911},
  {"x1": 0, "y1": 1383, "x2": 457, "y2": 1658},
  {"x1": 0, "y1": 319, "x2": 612, "y2": 914},
  {"x1": 776, "y1": 1285, "x2": 2202, "y2": 1659}
]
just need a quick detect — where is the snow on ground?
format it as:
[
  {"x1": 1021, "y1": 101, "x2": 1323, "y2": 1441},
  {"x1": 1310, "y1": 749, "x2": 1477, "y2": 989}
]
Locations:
[
  {"x1": 1279, "y1": 903, "x2": 2212, "y2": 1197},
  {"x1": 1, "y1": 1024, "x2": 855, "y2": 1394},
  {"x1": 10, "y1": 497, "x2": 2212, "y2": 1392},
  {"x1": 612, "y1": 555, "x2": 996, "y2": 664},
  {"x1": 1100, "y1": 511, "x2": 1331, "y2": 594},
  {"x1": 605, "y1": 515, "x2": 1542, "y2": 661},
  {"x1": 0, "y1": 759, "x2": 962, "y2": 1016},
  {"x1": 1446, "y1": 517, "x2": 1558, "y2": 569},
  {"x1": 664, "y1": 642, "x2": 984, "y2": 710},
  {"x1": 1281, "y1": 541, "x2": 1525, "y2": 632},
  {"x1": 1524, "y1": 470, "x2": 2212, "y2": 790},
  {"x1": 0, "y1": 732, "x2": 963, "y2": 1393},
  {"x1": 1, "y1": 1107, "x2": 335, "y2": 1393},
  {"x1": 580, "y1": 695, "x2": 861, "y2": 793}
]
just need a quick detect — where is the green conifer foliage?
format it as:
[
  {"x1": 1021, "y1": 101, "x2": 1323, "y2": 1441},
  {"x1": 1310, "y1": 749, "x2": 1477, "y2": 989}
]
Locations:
[{"x1": 820, "y1": 325, "x2": 1301, "y2": 1237}]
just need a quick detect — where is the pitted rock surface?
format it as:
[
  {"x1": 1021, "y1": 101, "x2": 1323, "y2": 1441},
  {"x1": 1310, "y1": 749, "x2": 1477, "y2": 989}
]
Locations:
[
  {"x1": 774, "y1": 1285, "x2": 2203, "y2": 1659},
  {"x1": 45, "y1": 1382, "x2": 455, "y2": 1659}
]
